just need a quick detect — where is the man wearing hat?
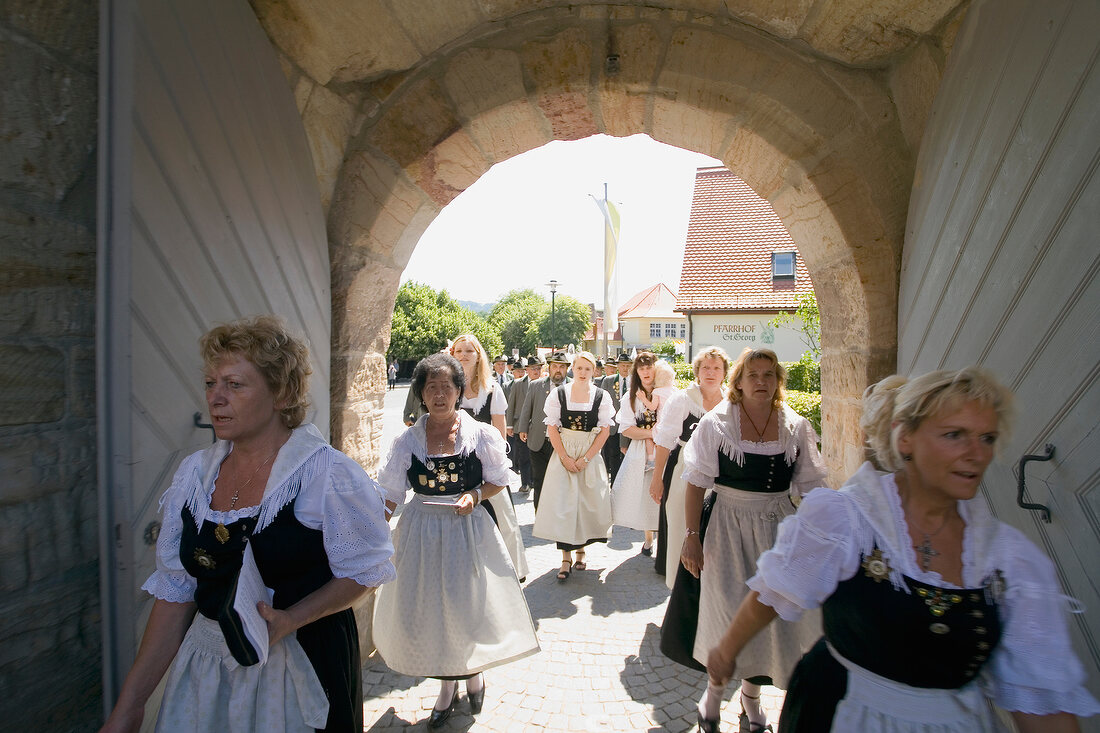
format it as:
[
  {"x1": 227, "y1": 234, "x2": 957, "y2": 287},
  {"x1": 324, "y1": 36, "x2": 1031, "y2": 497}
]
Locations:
[
  {"x1": 516, "y1": 351, "x2": 569, "y2": 509},
  {"x1": 492, "y1": 353, "x2": 513, "y2": 392},
  {"x1": 506, "y1": 356, "x2": 532, "y2": 491},
  {"x1": 599, "y1": 352, "x2": 633, "y2": 482}
]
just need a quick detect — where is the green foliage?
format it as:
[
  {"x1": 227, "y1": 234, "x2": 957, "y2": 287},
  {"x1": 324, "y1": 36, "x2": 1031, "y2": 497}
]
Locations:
[
  {"x1": 488, "y1": 289, "x2": 548, "y2": 356},
  {"x1": 782, "y1": 355, "x2": 821, "y2": 392},
  {"x1": 785, "y1": 389, "x2": 821, "y2": 435},
  {"x1": 388, "y1": 281, "x2": 501, "y2": 361},
  {"x1": 673, "y1": 362, "x2": 695, "y2": 385},
  {"x1": 769, "y1": 291, "x2": 820, "y2": 361},
  {"x1": 536, "y1": 294, "x2": 592, "y2": 351},
  {"x1": 651, "y1": 338, "x2": 682, "y2": 359}
]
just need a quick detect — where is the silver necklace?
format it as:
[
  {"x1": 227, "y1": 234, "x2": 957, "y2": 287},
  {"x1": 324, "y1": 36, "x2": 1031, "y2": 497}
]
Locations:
[{"x1": 214, "y1": 447, "x2": 278, "y2": 544}]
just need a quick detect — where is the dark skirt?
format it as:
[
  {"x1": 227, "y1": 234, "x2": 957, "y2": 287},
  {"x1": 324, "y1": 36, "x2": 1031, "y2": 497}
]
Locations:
[
  {"x1": 658, "y1": 490, "x2": 716, "y2": 672},
  {"x1": 296, "y1": 608, "x2": 362, "y2": 732}
]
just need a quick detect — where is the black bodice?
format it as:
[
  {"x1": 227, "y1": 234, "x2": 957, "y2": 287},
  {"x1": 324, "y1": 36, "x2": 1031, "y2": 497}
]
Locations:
[
  {"x1": 823, "y1": 551, "x2": 1004, "y2": 688},
  {"x1": 180, "y1": 494, "x2": 333, "y2": 665},
  {"x1": 557, "y1": 385, "x2": 604, "y2": 432},
  {"x1": 678, "y1": 412, "x2": 700, "y2": 444},
  {"x1": 461, "y1": 395, "x2": 492, "y2": 424},
  {"x1": 716, "y1": 449, "x2": 797, "y2": 493},
  {"x1": 407, "y1": 451, "x2": 483, "y2": 496},
  {"x1": 634, "y1": 403, "x2": 657, "y2": 430}
]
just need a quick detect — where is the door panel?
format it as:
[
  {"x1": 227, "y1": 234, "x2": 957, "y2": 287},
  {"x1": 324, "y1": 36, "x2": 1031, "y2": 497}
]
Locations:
[{"x1": 900, "y1": 0, "x2": 1100, "y2": 720}]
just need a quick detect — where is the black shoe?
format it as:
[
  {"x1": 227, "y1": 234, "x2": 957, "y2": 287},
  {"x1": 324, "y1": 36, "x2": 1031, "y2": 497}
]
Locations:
[
  {"x1": 697, "y1": 710, "x2": 720, "y2": 733},
  {"x1": 428, "y1": 687, "x2": 459, "y2": 729},
  {"x1": 640, "y1": 543, "x2": 653, "y2": 557},
  {"x1": 467, "y1": 673, "x2": 485, "y2": 715}
]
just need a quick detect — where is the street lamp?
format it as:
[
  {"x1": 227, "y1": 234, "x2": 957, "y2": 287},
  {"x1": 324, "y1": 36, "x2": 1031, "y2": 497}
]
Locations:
[{"x1": 546, "y1": 279, "x2": 560, "y2": 349}]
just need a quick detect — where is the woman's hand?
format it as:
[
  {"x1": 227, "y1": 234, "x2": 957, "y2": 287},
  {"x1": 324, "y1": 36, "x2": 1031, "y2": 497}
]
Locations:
[
  {"x1": 454, "y1": 491, "x2": 478, "y2": 515},
  {"x1": 648, "y1": 473, "x2": 663, "y2": 502},
  {"x1": 257, "y1": 602, "x2": 297, "y2": 647},
  {"x1": 707, "y1": 643, "x2": 737, "y2": 687},
  {"x1": 681, "y1": 534, "x2": 704, "y2": 578},
  {"x1": 563, "y1": 456, "x2": 585, "y2": 473}
]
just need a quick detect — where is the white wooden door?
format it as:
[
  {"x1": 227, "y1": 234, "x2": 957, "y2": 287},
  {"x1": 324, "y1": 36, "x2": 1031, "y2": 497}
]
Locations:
[
  {"x1": 98, "y1": 0, "x2": 329, "y2": 713},
  {"x1": 900, "y1": 0, "x2": 1100, "y2": 723}
]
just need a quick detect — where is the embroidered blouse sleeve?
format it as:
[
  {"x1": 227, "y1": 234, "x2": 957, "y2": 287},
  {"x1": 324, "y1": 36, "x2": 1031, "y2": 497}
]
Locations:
[
  {"x1": 302, "y1": 453, "x2": 397, "y2": 588},
  {"x1": 476, "y1": 423, "x2": 512, "y2": 486},
  {"x1": 377, "y1": 427, "x2": 416, "y2": 506},
  {"x1": 681, "y1": 412, "x2": 722, "y2": 489},
  {"x1": 653, "y1": 391, "x2": 689, "y2": 450},
  {"x1": 747, "y1": 487, "x2": 862, "y2": 621},
  {"x1": 981, "y1": 526, "x2": 1100, "y2": 716},
  {"x1": 543, "y1": 387, "x2": 563, "y2": 427},
  {"x1": 790, "y1": 416, "x2": 829, "y2": 496},
  {"x1": 596, "y1": 388, "x2": 615, "y2": 427},
  {"x1": 489, "y1": 382, "x2": 507, "y2": 415},
  {"x1": 141, "y1": 454, "x2": 201, "y2": 603}
]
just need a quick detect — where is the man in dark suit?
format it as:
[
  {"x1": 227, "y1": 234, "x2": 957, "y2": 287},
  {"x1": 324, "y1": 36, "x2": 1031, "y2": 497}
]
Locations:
[
  {"x1": 506, "y1": 357, "x2": 532, "y2": 491},
  {"x1": 516, "y1": 351, "x2": 569, "y2": 510},
  {"x1": 600, "y1": 352, "x2": 633, "y2": 482},
  {"x1": 492, "y1": 354, "x2": 513, "y2": 392}
]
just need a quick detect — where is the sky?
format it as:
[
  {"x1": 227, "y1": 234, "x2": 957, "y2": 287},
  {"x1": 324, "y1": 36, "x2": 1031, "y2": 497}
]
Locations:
[{"x1": 402, "y1": 134, "x2": 720, "y2": 309}]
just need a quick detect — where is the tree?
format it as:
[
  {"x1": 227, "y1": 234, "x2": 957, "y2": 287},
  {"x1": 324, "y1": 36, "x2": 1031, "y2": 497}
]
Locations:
[
  {"x1": 769, "y1": 291, "x2": 820, "y2": 361},
  {"x1": 388, "y1": 281, "x2": 502, "y2": 361},
  {"x1": 651, "y1": 338, "x2": 682, "y2": 360},
  {"x1": 488, "y1": 289, "x2": 547, "y2": 356},
  {"x1": 537, "y1": 295, "x2": 591, "y2": 351}
]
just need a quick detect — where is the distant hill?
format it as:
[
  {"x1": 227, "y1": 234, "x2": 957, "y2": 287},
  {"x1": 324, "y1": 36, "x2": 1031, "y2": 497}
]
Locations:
[{"x1": 458, "y1": 299, "x2": 494, "y2": 315}]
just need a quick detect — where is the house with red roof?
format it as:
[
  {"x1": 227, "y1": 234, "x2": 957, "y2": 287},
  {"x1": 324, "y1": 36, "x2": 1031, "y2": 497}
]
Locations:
[
  {"x1": 582, "y1": 282, "x2": 686, "y2": 357},
  {"x1": 676, "y1": 166, "x2": 816, "y2": 362}
]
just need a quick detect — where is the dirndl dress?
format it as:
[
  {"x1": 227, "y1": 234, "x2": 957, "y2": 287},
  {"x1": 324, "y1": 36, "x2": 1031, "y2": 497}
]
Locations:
[
  {"x1": 462, "y1": 385, "x2": 530, "y2": 580},
  {"x1": 750, "y1": 464, "x2": 1100, "y2": 730},
  {"x1": 374, "y1": 417, "x2": 540, "y2": 678},
  {"x1": 533, "y1": 385, "x2": 613, "y2": 548},
  {"x1": 610, "y1": 397, "x2": 659, "y2": 531}
]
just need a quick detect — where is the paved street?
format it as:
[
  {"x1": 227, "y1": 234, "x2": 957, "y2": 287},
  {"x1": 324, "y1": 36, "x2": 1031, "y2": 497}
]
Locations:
[{"x1": 362, "y1": 384, "x2": 784, "y2": 732}]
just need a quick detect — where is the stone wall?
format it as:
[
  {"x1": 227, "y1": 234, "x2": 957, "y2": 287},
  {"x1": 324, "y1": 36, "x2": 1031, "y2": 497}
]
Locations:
[{"x1": 0, "y1": 1, "x2": 101, "y2": 730}]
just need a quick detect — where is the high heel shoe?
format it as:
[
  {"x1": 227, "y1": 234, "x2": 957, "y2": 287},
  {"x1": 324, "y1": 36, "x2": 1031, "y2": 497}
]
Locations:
[
  {"x1": 739, "y1": 692, "x2": 773, "y2": 733},
  {"x1": 428, "y1": 687, "x2": 459, "y2": 729},
  {"x1": 467, "y1": 672, "x2": 485, "y2": 715},
  {"x1": 697, "y1": 710, "x2": 720, "y2": 733}
]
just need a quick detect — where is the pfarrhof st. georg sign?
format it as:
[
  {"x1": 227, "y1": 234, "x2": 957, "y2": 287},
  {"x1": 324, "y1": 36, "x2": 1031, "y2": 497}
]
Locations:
[{"x1": 712, "y1": 323, "x2": 773, "y2": 343}]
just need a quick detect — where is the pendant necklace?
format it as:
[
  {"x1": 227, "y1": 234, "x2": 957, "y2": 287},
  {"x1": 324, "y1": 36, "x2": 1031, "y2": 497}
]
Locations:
[
  {"x1": 425, "y1": 416, "x2": 458, "y2": 471},
  {"x1": 741, "y1": 403, "x2": 774, "y2": 441},
  {"x1": 910, "y1": 512, "x2": 951, "y2": 572},
  {"x1": 214, "y1": 447, "x2": 278, "y2": 544}
]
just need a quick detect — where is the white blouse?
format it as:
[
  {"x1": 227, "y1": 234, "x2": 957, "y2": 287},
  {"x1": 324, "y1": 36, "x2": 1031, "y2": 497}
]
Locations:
[
  {"x1": 142, "y1": 424, "x2": 397, "y2": 603},
  {"x1": 377, "y1": 410, "x2": 511, "y2": 507},
  {"x1": 652, "y1": 383, "x2": 723, "y2": 450},
  {"x1": 460, "y1": 382, "x2": 507, "y2": 416},
  {"x1": 748, "y1": 462, "x2": 1100, "y2": 718},
  {"x1": 542, "y1": 382, "x2": 616, "y2": 428},
  {"x1": 614, "y1": 386, "x2": 673, "y2": 432},
  {"x1": 681, "y1": 401, "x2": 827, "y2": 496}
]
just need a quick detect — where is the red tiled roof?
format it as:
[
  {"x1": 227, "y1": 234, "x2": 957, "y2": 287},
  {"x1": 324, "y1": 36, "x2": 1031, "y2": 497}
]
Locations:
[
  {"x1": 676, "y1": 167, "x2": 814, "y2": 312},
  {"x1": 617, "y1": 283, "x2": 679, "y2": 319}
]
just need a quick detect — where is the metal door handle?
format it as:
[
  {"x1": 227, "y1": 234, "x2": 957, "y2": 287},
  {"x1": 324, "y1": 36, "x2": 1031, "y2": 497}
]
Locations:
[
  {"x1": 1016, "y1": 444, "x2": 1054, "y2": 523},
  {"x1": 194, "y1": 412, "x2": 216, "y2": 443}
]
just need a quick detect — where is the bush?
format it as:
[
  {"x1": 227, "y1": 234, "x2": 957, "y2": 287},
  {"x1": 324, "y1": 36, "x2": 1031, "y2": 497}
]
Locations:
[
  {"x1": 785, "y1": 389, "x2": 821, "y2": 435},
  {"x1": 782, "y1": 357, "x2": 820, "y2": 392}
]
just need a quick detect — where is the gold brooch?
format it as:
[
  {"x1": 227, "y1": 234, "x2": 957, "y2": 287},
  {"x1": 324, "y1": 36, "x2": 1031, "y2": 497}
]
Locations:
[
  {"x1": 861, "y1": 548, "x2": 891, "y2": 583},
  {"x1": 917, "y1": 587, "x2": 963, "y2": 617},
  {"x1": 193, "y1": 548, "x2": 217, "y2": 570}
]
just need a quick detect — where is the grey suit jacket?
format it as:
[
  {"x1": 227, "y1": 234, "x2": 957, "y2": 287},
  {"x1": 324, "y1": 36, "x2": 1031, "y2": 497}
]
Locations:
[
  {"x1": 516, "y1": 375, "x2": 562, "y2": 451},
  {"x1": 505, "y1": 375, "x2": 529, "y2": 429},
  {"x1": 600, "y1": 374, "x2": 626, "y2": 434}
]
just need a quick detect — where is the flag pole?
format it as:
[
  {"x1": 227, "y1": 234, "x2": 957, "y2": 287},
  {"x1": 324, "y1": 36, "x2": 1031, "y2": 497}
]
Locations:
[{"x1": 602, "y1": 182, "x2": 609, "y2": 361}]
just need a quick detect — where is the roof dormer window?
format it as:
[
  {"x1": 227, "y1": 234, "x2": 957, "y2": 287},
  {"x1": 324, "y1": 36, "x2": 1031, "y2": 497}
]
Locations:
[{"x1": 772, "y1": 251, "x2": 796, "y2": 280}]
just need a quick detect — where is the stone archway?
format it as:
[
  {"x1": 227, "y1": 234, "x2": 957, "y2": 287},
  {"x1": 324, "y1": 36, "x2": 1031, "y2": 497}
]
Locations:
[{"x1": 256, "y1": 4, "x2": 961, "y2": 482}]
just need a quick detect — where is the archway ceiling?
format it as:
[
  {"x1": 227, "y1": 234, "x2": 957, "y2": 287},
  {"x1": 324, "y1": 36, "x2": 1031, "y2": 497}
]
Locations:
[{"x1": 251, "y1": 0, "x2": 966, "y2": 84}]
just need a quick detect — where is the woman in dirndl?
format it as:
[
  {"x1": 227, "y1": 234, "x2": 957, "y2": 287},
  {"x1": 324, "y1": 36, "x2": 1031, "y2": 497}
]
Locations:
[
  {"x1": 449, "y1": 334, "x2": 529, "y2": 580},
  {"x1": 532, "y1": 351, "x2": 615, "y2": 581},
  {"x1": 649, "y1": 346, "x2": 729, "y2": 586},
  {"x1": 681, "y1": 347, "x2": 827, "y2": 733},
  {"x1": 100, "y1": 316, "x2": 396, "y2": 733},
  {"x1": 610, "y1": 351, "x2": 667, "y2": 554},
  {"x1": 707, "y1": 367, "x2": 1100, "y2": 732},
  {"x1": 373, "y1": 353, "x2": 540, "y2": 729}
]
